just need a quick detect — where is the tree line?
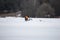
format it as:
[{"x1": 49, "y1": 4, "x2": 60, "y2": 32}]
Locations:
[{"x1": 0, "y1": 0, "x2": 60, "y2": 18}]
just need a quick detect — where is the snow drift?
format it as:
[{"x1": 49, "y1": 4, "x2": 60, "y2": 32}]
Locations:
[{"x1": 0, "y1": 17, "x2": 60, "y2": 40}]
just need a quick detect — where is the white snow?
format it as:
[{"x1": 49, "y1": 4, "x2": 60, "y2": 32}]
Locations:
[{"x1": 0, "y1": 17, "x2": 60, "y2": 40}]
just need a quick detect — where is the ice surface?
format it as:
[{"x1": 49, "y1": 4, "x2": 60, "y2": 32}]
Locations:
[{"x1": 0, "y1": 17, "x2": 60, "y2": 40}]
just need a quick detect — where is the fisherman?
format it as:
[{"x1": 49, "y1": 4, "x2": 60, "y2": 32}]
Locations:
[{"x1": 25, "y1": 16, "x2": 29, "y2": 21}]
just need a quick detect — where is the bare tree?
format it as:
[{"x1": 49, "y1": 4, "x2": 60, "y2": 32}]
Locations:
[
  {"x1": 36, "y1": 2, "x2": 55, "y2": 18},
  {"x1": 21, "y1": 0, "x2": 39, "y2": 17}
]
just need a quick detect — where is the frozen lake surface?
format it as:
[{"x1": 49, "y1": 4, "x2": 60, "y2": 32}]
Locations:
[{"x1": 0, "y1": 17, "x2": 60, "y2": 40}]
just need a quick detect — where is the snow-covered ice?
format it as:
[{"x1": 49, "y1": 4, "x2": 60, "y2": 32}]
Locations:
[{"x1": 0, "y1": 17, "x2": 60, "y2": 40}]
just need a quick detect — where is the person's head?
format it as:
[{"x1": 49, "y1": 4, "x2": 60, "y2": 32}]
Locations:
[
  {"x1": 25, "y1": 16, "x2": 29, "y2": 18},
  {"x1": 25, "y1": 16, "x2": 29, "y2": 21}
]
